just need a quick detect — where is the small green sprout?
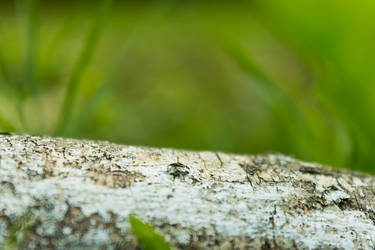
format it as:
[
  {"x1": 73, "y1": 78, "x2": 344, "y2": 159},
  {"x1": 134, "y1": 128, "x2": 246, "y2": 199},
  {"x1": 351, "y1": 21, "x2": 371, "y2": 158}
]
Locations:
[
  {"x1": 129, "y1": 215, "x2": 171, "y2": 250},
  {"x1": 0, "y1": 210, "x2": 36, "y2": 250}
]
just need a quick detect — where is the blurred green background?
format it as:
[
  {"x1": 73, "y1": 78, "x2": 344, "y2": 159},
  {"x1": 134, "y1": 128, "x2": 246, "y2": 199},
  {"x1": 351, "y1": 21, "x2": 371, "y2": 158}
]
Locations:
[{"x1": 1, "y1": 0, "x2": 375, "y2": 173}]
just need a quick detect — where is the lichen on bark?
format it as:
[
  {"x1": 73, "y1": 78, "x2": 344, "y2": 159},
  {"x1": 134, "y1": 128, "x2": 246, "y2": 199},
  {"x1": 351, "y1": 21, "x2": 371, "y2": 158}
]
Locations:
[{"x1": 0, "y1": 134, "x2": 374, "y2": 249}]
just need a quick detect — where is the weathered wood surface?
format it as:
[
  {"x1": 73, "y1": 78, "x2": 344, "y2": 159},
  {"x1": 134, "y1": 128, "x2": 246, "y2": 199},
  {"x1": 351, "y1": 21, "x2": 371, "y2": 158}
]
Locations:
[{"x1": 0, "y1": 134, "x2": 374, "y2": 249}]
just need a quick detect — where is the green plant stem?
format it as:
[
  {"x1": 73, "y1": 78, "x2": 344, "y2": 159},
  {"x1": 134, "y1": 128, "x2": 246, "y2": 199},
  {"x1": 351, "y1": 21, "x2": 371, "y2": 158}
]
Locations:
[
  {"x1": 55, "y1": 0, "x2": 112, "y2": 136},
  {"x1": 73, "y1": 1, "x2": 173, "y2": 136},
  {"x1": 25, "y1": 0, "x2": 38, "y2": 95},
  {"x1": 222, "y1": 38, "x2": 314, "y2": 154}
]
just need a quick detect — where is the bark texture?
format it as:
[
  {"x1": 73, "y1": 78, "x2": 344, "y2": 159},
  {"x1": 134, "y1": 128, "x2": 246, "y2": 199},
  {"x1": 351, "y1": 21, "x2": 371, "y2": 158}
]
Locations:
[{"x1": 0, "y1": 134, "x2": 374, "y2": 249}]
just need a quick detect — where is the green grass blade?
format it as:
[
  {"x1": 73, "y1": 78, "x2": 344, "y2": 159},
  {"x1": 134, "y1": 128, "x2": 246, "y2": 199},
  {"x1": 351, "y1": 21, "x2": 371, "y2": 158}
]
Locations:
[
  {"x1": 72, "y1": 42, "x2": 131, "y2": 136},
  {"x1": 71, "y1": 1, "x2": 174, "y2": 136},
  {"x1": 43, "y1": 14, "x2": 76, "y2": 65},
  {"x1": 0, "y1": 49, "x2": 13, "y2": 86},
  {"x1": 222, "y1": 39, "x2": 289, "y2": 104},
  {"x1": 0, "y1": 18, "x2": 23, "y2": 110},
  {"x1": 222, "y1": 39, "x2": 301, "y2": 122},
  {"x1": 222, "y1": 39, "x2": 316, "y2": 154},
  {"x1": 25, "y1": 0, "x2": 38, "y2": 95},
  {"x1": 129, "y1": 215, "x2": 171, "y2": 250},
  {"x1": 55, "y1": 0, "x2": 112, "y2": 135},
  {"x1": 0, "y1": 113, "x2": 17, "y2": 132}
]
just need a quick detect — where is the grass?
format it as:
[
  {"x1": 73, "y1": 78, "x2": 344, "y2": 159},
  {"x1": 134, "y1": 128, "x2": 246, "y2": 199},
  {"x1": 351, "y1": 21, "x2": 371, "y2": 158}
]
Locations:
[
  {"x1": 55, "y1": 0, "x2": 113, "y2": 135},
  {"x1": 0, "y1": 4, "x2": 374, "y2": 248},
  {"x1": 0, "y1": 0, "x2": 374, "y2": 174},
  {"x1": 25, "y1": 0, "x2": 38, "y2": 95}
]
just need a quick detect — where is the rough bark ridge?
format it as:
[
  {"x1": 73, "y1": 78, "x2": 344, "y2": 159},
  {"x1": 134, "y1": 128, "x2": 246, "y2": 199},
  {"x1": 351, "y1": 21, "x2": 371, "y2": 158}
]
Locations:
[{"x1": 0, "y1": 134, "x2": 374, "y2": 249}]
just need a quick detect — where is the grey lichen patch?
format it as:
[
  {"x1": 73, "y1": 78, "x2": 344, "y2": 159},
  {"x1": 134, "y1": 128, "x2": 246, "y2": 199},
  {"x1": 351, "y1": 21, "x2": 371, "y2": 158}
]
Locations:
[{"x1": 0, "y1": 134, "x2": 375, "y2": 249}]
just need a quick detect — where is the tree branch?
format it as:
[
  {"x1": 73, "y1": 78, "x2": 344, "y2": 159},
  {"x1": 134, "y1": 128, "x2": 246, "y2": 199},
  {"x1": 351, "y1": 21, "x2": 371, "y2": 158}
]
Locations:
[{"x1": 0, "y1": 134, "x2": 374, "y2": 249}]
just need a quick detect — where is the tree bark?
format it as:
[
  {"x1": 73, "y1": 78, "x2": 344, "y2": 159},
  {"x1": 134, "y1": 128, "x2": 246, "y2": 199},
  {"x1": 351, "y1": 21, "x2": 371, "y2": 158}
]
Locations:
[{"x1": 0, "y1": 134, "x2": 374, "y2": 249}]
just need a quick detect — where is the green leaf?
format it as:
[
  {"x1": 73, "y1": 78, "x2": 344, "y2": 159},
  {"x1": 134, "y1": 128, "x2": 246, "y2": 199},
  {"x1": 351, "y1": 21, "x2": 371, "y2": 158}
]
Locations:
[{"x1": 129, "y1": 215, "x2": 171, "y2": 250}]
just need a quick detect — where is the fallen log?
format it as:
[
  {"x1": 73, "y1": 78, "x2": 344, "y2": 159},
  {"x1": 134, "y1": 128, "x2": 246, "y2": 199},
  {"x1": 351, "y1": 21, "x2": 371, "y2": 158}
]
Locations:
[{"x1": 0, "y1": 134, "x2": 374, "y2": 249}]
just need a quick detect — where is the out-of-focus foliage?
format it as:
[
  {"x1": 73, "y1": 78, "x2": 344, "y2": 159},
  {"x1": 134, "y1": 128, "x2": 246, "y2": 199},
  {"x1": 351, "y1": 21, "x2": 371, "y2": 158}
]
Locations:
[{"x1": 0, "y1": 0, "x2": 375, "y2": 173}]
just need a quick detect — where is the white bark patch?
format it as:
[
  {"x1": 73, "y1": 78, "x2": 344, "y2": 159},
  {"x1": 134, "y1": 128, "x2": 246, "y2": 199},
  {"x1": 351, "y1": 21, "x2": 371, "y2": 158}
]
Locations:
[{"x1": 324, "y1": 190, "x2": 350, "y2": 205}]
